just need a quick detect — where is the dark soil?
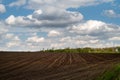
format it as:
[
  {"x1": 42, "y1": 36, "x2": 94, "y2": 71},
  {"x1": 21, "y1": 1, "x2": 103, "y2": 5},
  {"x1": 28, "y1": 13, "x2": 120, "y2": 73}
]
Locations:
[{"x1": 0, "y1": 52, "x2": 120, "y2": 80}]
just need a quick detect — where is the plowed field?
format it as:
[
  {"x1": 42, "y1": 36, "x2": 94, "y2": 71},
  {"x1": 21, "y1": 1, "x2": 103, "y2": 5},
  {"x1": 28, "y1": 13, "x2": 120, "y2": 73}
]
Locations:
[{"x1": 0, "y1": 52, "x2": 120, "y2": 80}]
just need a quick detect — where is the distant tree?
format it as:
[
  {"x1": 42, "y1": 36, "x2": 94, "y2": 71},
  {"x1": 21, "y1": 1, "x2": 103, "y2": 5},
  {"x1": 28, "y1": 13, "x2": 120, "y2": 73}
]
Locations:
[
  {"x1": 43, "y1": 47, "x2": 119, "y2": 53},
  {"x1": 117, "y1": 47, "x2": 120, "y2": 53}
]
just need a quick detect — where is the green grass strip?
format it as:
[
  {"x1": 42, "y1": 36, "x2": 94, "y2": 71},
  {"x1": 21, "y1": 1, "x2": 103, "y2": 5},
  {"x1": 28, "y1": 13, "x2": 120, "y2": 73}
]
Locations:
[{"x1": 96, "y1": 64, "x2": 120, "y2": 80}]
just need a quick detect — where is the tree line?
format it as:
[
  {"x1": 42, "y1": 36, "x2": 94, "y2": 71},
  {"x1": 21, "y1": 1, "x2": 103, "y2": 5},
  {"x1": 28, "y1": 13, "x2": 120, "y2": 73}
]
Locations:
[{"x1": 42, "y1": 47, "x2": 120, "y2": 53}]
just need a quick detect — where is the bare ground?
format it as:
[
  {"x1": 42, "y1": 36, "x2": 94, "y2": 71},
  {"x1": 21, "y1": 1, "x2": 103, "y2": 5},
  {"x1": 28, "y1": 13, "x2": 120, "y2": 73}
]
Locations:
[{"x1": 0, "y1": 52, "x2": 120, "y2": 80}]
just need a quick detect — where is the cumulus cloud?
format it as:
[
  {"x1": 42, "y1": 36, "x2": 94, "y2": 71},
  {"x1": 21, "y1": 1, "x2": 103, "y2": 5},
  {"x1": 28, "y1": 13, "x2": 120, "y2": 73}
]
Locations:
[
  {"x1": 103, "y1": 10, "x2": 120, "y2": 18},
  {"x1": 1, "y1": 0, "x2": 120, "y2": 51},
  {"x1": 0, "y1": 22, "x2": 23, "y2": 50},
  {"x1": 49, "y1": 35, "x2": 103, "y2": 49},
  {"x1": 5, "y1": 33, "x2": 20, "y2": 41},
  {"x1": 9, "y1": 0, "x2": 26, "y2": 7},
  {"x1": 5, "y1": 15, "x2": 38, "y2": 27},
  {"x1": 4, "y1": 33, "x2": 21, "y2": 48},
  {"x1": 0, "y1": 21, "x2": 8, "y2": 36},
  {"x1": 6, "y1": 41, "x2": 20, "y2": 48},
  {"x1": 5, "y1": 15, "x2": 16, "y2": 25},
  {"x1": 6, "y1": 0, "x2": 114, "y2": 28},
  {"x1": 68, "y1": 20, "x2": 118, "y2": 36},
  {"x1": 109, "y1": 37, "x2": 120, "y2": 41},
  {"x1": 34, "y1": 10, "x2": 83, "y2": 27},
  {"x1": 48, "y1": 30, "x2": 61, "y2": 37},
  {"x1": 27, "y1": 0, "x2": 113, "y2": 10},
  {"x1": 60, "y1": 35, "x2": 99, "y2": 45},
  {"x1": 26, "y1": 36, "x2": 45, "y2": 43},
  {"x1": 60, "y1": 36, "x2": 72, "y2": 42},
  {"x1": 4, "y1": 17, "x2": 120, "y2": 51},
  {"x1": 0, "y1": 4, "x2": 6, "y2": 13},
  {"x1": 33, "y1": 9, "x2": 42, "y2": 15},
  {"x1": 5, "y1": 9, "x2": 83, "y2": 28},
  {"x1": 50, "y1": 43, "x2": 65, "y2": 49}
]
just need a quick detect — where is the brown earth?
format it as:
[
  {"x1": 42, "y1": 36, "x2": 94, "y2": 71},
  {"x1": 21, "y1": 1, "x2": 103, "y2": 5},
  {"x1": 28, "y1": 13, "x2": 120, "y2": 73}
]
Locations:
[{"x1": 0, "y1": 52, "x2": 120, "y2": 80}]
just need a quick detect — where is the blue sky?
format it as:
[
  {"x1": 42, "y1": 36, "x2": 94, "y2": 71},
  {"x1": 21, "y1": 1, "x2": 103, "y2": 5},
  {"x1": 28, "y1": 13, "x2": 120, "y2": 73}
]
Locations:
[
  {"x1": 68, "y1": 1, "x2": 120, "y2": 25},
  {"x1": 0, "y1": 0, "x2": 120, "y2": 51}
]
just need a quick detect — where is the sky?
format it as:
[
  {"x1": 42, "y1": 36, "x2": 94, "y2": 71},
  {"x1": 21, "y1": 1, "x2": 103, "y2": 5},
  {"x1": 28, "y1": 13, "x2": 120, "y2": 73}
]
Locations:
[{"x1": 0, "y1": 0, "x2": 120, "y2": 51}]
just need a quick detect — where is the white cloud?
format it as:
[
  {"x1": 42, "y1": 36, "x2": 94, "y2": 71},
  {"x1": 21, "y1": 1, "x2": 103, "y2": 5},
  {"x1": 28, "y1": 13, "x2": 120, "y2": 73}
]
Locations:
[
  {"x1": 60, "y1": 37, "x2": 72, "y2": 42},
  {"x1": 9, "y1": 0, "x2": 26, "y2": 7},
  {"x1": 89, "y1": 40, "x2": 100, "y2": 44},
  {"x1": 32, "y1": 9, "x2": 83, "y2": 27},
  {"x1": 103, "y1": 10, "x2": 120, "y2": 18},
  {"x1": 33, "y1": 9, "x2": 42, "y2": 15},
  {"x1": 5, "y1": 9, "x2": 83, "y2": 28},
  {"x1": 48, "y1": 30, "x2": 61, "y2": 37},
  {"x1": 5, "y1": 33, "x2": 20, "y2": 41},
  {"x1": 26, "y1": 36, "x2": 45, "y2": 43},
  {"x1": 60, "y1": 36, "x2": 99, "y2": 46},
  {"x1": 5, "y1": 15, "x2": 35, "y2": 27},
  {"x1": 2, "y1": 18, "x2": 119, "y2": 51},
  {"x1": 6, "y1": 41, "x2": 20, "y2": 48},
  {"x1": 0, "y1": 4, "x2": 6, "y2": 13},
  {"x1": 27, "y1": 0, "x2": 113, "y2": 10},
  {"x1": 109, "y1": 37, "x2": 120, "y2": 41},
  {"x1": 55, "y1": 35, "x2": 119, "y2": 49},
  {"x1": 5, "y1": 15, "x2": 16, "y2": 25},
  {"x1": 68, "y1": 20, "x2": 116, "y2": 35},
  {"x1": 1, "y1": 0, "x2": 120, "y2": 51},
  {"x1": 4, "y1": 33, "x2": 21, "y2": 48},
  {"x1": 50, "y1": 43, "x2": 65, "y2": 49},
  {"x1": 0, "y1": 21, "x2": 8, "y2": 37}
]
